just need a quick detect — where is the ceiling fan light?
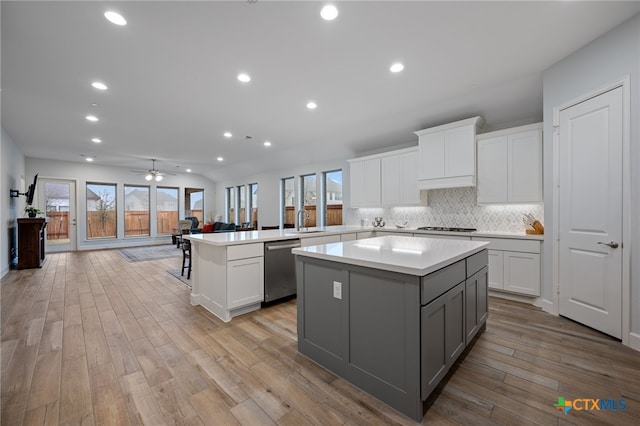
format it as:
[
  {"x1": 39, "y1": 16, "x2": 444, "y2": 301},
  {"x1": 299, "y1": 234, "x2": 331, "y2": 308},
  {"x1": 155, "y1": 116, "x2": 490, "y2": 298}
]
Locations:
[
  {"x1": 155, "y1": 175, "x2": 163, "y2": 182},
  {"x1": 145, "y1": 174, "x2": 153, "y2": 181}
]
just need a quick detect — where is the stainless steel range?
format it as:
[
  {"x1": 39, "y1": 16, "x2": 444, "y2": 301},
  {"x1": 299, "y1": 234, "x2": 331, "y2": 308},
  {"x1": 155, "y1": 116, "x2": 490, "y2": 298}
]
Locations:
[{"x1": 416, "y1": 226, "x2": 477, "y2": 232}]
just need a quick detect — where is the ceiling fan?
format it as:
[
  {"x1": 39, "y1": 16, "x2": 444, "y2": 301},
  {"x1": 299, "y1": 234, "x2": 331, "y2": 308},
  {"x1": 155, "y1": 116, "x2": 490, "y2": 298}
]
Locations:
[{"x1": 131, "y1": 159, "x2": 175, "y2": 182}]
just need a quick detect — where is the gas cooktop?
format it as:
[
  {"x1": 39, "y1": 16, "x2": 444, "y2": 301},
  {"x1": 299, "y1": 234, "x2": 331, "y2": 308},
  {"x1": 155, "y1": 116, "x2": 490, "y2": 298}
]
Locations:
[{"x1": 416, "y1": 226, "x2": 477, "y2": 232}]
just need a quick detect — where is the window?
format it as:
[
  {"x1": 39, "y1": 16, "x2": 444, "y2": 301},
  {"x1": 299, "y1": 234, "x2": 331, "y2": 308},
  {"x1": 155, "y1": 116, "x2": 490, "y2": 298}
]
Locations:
[
  {"x1": 86, "y1": 183, "x2": 116, "y2": 239},
  {"x1": 249, "y1": 183, "x2": 258, "y2": 228},
  {"x1": 124, "y1": 185, "x2": 150, "y2": 237},
  {"x1": 226, "y1": 187, "x2": 236, "y2": 223},
  {"x1": 282, "y1": 177, "x2": 294, "y2": 227},
  {"x1": 301, "y1": 173, "x2": 317, "y2": 227},
  {"x1": 185, "y1": 188, "x2": 204, "y2": 223},
  {"x1": 157, "y1": 187, "x2": 178, "y2": 235},
  {"x1": 238, "y1": 185, "x2": 246, "y2": 223},
  {"x1": 323, "y1": 170, "x2": 343, "y2": 225}
]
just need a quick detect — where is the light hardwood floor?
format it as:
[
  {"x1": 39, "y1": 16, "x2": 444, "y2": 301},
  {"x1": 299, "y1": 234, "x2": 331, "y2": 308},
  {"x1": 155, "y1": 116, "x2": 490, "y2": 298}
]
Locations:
[{"x1": 2, "y1": 249, "x2": 639, "y2": 425}]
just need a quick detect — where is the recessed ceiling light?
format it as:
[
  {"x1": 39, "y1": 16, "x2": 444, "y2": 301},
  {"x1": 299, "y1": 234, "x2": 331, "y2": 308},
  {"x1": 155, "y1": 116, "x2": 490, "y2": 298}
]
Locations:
[
  {"x1": 85, "y1": 157, "x2": 94, "y2": 162},
  {"x1": 91, "y1": 138, "x2": 102, "y2": 143},
  {"x1": 104, "y1": 11, "x2": 127, "y2": 26},
  {"x1": 306, "y1": 101, "x2": 317, "y2": 110},
  {"x1": 237, "y1": 73, "x2": 251, "y2": 83},
  {"x1": 85, "y1": 115, "x2": 99, "y2": 122},
  {"x1": 224, "y1": 132, "x2": 232, "y2": 138},
  {"x1": 321, "y1": 5, "x2": 339, "y2": 21},
  {"x1": 186, "y1": 168, "x2": 192, "y2": 173},
  {"x1": 217, "y1": 157, "x2": 224, "y2": 162},
  {"x1": 390, "y1": 62, "x2": 405, "y2": 73},
  {"x1": 91, "y1": 81, "x2": 108, "y2": 90},
  {"x1": 264, "y1": 141, "x2": 271, "y2": 147}
]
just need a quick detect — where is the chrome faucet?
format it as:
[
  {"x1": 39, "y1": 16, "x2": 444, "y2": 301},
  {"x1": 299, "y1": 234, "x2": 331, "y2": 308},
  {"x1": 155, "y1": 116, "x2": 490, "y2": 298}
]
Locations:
[{"x1": 296, "y1": 208, "x2": 308, "y2": 231}]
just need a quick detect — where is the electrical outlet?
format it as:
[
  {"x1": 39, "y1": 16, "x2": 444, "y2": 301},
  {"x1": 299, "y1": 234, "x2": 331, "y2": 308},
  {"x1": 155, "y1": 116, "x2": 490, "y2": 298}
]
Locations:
[{"x1": 333, "y1": 281, "x2": 342, "y2": 299}]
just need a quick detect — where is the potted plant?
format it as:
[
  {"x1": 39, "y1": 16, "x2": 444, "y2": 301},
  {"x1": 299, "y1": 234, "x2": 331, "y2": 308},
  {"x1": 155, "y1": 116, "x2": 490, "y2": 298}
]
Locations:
[{"x1": 25, "y1": 206, "x2": 42, "y2": 218}]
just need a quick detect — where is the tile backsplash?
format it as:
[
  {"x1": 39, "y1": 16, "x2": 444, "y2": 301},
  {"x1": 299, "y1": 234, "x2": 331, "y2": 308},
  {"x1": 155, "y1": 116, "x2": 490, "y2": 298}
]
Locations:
[{"x1": 345, "y1": 187, "x2": 544, "y2": 233}]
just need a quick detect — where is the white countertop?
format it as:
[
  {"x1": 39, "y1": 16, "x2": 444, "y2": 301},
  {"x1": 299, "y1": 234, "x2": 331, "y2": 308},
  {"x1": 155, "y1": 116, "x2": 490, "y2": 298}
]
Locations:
[
  {"x1": 184, "y1": 225, "x2": 364, "y2": 246},
  {"x1": 292, "y1": 235, "x2": 490, "y2": 276},
  {"x1": 184, "y1": 225, "x2": 543, "y2": 247}
]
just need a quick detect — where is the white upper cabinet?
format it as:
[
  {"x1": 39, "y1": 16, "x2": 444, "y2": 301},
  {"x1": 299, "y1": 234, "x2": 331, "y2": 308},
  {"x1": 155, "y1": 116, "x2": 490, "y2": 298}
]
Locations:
[
  {"x1": 414, "y1": 116, "x2": 484, "y2": 190},
  {"x1": 477, "y1": 123, "x2": 542, "y2": 204},
  {"x1": 349, "y1": 147, "x2": 421, "y2": 208},
  {"x1": 348, "y1": 157, "x2": 381, "y2": 207},
  {"x1": 381, "y1": 148, "x2": 421, "y2": 206}
]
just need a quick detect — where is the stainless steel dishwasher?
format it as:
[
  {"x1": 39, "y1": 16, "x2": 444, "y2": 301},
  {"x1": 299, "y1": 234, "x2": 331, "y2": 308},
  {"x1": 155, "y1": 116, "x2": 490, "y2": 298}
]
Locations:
[{"x1": 263, "y1": 239, "x2": 301, "y2": 302}]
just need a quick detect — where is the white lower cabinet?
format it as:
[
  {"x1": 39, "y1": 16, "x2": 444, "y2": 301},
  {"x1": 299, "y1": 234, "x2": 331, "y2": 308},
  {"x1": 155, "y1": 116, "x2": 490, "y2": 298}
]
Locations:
[
  {"x1": 503, "y1": 251, "x2": 540, "y2": 296},
  {"x1": 472, "y1": 237, "x2": 541, "y2": 296},
  {"x1": 227, "y1": 256, "x2": 264, "y2": 309}
]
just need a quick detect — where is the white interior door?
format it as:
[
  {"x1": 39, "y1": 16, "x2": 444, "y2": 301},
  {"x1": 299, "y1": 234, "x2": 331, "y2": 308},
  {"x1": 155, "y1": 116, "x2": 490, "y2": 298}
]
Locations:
[
  {"x1": 41, "y1": 179, "x2": 77, "y2": 252},
  {"x1": 558, "y1": 86, "x2": 623, "y2": 338}
]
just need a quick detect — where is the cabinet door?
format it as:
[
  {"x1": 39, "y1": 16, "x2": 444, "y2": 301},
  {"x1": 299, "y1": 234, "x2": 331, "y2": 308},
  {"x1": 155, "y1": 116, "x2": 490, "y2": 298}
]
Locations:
[
  {"x1": 418, "y1": 131, "x2": 445, "y2": 180},
  {"x1": 465, "y1": 267, "x2": 488, "y2": 345},
  {"x1": 477, "y1": 136, "x2": 508, "y2": 203},
  {"x1": 400, "y1": 153, "x2": 420, "y2": 205},
  {"x1": 444, "y1": 125, "x2": 475, "y2": 178},
  {"x1": 504, "y1": 251, "x2": 540, "y2": 296},
  {"x1": 421, "y1": 293, "x2": 447, "y2": 399},
  {"x1": 421, "y1": 281, "x2": 465, "y2": 400},
  {"x1": 227, "y1": 257, "x2": 264, "y2": 309},
  {"x1": 446, "y1": 282, "x2": 466, "y2": 363},
  {"x1": 349, "y1": 160, "x2": 366, "y2": 207},
  {"x1": 364, "y1": 158, "x2": 381, "y2": 206},
  {"x1": 508, "y1": 129, "x2": 542, "y2": 203},
  {"x1": 487, "y1": 250, "x2": 504, "y2": 290},
  {"x1": 381, "y1": 155, "x2": 401, "y2": 205}
]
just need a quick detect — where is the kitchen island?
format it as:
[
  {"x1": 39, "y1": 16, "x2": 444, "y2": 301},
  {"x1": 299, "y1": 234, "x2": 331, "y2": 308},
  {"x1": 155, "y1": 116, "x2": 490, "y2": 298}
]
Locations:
[
  {"x1": 293, "y1": 235, "x2": 489, "y2": 421},
  {"x1": 184, "y1": 226, "x2": 365, "y2": 321}
]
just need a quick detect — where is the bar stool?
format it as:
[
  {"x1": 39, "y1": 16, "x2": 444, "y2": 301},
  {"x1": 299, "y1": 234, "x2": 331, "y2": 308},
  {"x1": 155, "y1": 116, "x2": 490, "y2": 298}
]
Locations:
[{"x1": 181, "y1": 239, "x2": 192, "y2": 279}]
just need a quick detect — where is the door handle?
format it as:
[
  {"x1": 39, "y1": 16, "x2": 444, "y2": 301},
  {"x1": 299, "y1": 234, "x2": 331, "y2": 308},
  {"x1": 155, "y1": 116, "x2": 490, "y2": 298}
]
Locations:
[{"x1": 597, "y1": 241, "x2": 619, "y2": 249}]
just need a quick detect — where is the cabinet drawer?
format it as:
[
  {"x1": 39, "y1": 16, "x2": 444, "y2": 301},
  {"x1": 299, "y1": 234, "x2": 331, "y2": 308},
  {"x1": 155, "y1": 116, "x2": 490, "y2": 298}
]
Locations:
[
  {"x1": 356, "y1": 231, "x2": 376, "y2": 239},
  {"x1": 300, "y1": 235, "x2": 341, "y2": 247},
  {"x1": 421, "y1": 260, "x2": 465, "y2": 305},
  {"x1": 227, "y1": 243, "x2": 264, "y2": 261},
  {"x1": 471, "y1": 237, "x2": 540, "y2": 253},
  {"x1": 340, "y1": 233, "x2": 357, "y2": 242},
  {"x1": 466, "y1": 250, "x2": 488, "y2": 278}
]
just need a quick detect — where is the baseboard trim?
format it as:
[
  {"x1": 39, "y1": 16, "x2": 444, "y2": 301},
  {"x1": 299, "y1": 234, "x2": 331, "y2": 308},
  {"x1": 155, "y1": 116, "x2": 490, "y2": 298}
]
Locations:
[
  {"x1": 537, "y1": 298, "x2": 555, "y2": 315},
  {"x1": 629, "y1": 332, "x2": 640, "y2": 352},
  {"x1": 1, "y1": 265, "x2": 9, "y2": 279},
  {"x1": 489, "y1": 290, "x2": 537, "y2": 305}
]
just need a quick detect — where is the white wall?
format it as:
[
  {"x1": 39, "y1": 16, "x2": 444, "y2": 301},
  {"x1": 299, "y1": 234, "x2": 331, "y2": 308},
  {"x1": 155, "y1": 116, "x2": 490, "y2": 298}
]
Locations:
[
  {"x1": 1, "y1": 129, "x2": 26, "y2": 277},
  {"x1": 26, "y1": 158, "x2": 217, "y2": 250},
  {"x1": 542, "y1": 15, "x2": 640, "y2": 343}
]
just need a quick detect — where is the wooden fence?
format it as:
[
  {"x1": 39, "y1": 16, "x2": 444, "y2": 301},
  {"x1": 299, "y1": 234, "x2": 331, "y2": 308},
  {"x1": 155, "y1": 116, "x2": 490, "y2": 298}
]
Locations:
[
  {"x1": 46, "y1": 212, "x2": 69, "y2": 240},
  {"x1": 48, "y1": 205, "x2": 341, "y2": 239},
  {"x1": 157, "y1": 211, "x2": 179, "y2": 234},
  {"x1": 284, "y1": 205, "x2": 342, "y2": 227}
]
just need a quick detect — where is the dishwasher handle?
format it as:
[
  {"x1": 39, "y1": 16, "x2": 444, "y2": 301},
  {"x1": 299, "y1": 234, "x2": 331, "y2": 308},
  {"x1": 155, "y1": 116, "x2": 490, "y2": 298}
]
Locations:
[{"x1": 266, "y1": 242, "x2": 301, "y2": 251}]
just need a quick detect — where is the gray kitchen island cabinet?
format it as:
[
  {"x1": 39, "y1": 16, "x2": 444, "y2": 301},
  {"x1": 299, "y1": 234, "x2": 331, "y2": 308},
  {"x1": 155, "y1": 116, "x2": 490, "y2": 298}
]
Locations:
[{"x1": 293, "y1": 236, "x2": 489, "y2": 421}]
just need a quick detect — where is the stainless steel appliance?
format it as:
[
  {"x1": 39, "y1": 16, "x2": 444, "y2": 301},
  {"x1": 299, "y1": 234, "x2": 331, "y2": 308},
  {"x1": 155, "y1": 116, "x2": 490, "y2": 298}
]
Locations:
[
  {"x1": 264, "y1": 239, "x2": 301, "y2": 302},
  {"x1": 416, "y1": 226, "x2": 477, "y2": 232}
]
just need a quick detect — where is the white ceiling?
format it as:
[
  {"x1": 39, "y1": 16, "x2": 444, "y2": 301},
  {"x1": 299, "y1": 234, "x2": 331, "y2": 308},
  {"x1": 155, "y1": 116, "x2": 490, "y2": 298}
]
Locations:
[{"x1": 2, "y1": 1, "x2": 639, "y2": 182}]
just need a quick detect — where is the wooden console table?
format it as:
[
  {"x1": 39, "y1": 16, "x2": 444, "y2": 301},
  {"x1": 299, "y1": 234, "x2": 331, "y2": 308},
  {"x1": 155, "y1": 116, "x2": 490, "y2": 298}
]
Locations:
[{"x1": 17, "y1": 218, "x2": 47, "y2": 269}]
